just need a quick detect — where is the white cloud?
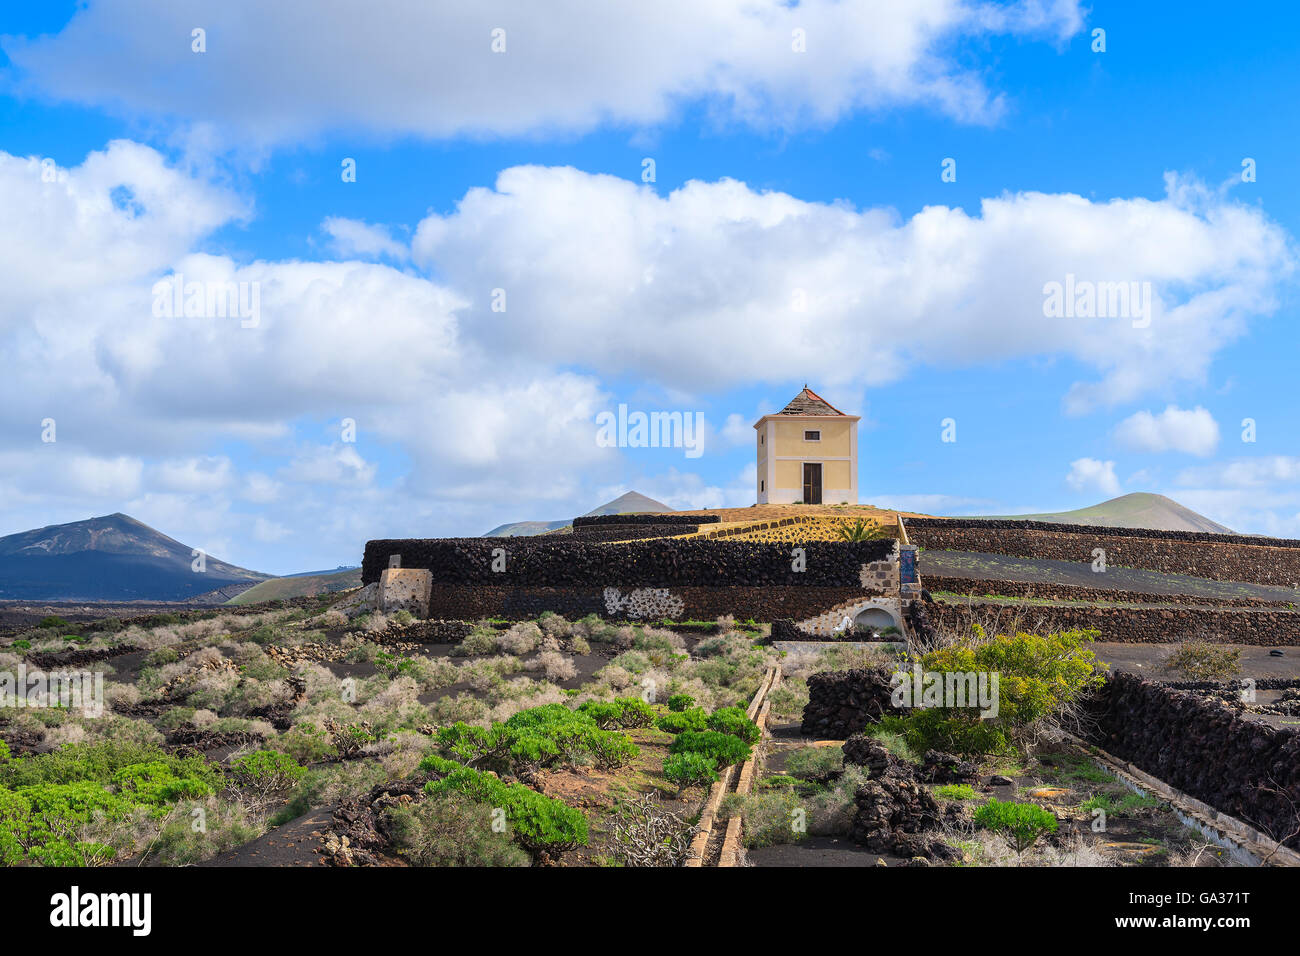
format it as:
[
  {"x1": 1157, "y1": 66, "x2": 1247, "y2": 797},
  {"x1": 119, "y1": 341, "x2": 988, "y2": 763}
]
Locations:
[
  {"x1": 1066, "y1": 458, "x2": 1120, "y2": 496},
  {"x1": 321, "y1": 217, "x2": 409, "y2": 262},
  {"x1": 720, "y1": 413, "x2": 752, "y2": 447},
  {"x1": 281, "y1": 445, "x2": 377, "y2": 487},
  {"x1": 1114, "y1": 405, "x2": 1219, "y2": 456},
  {"x1": 0, "y1": 140, "x2": 1294, "y2": 566},
  {"x1": 4, "y1": 1, "x2": 1085, "y2": 145},
  {"x1": 152, "y1": 456, "x2": 233, "y2": 493},
  {"x1": 868, "y1": 493, "x2": 999, "y2": 515},
  {"x1": 1175, "y1": 456, "x2": 1300, "y2": 490},
  {"x1": 413, "y1": 166, "x2": 1292, "y2": 410}
]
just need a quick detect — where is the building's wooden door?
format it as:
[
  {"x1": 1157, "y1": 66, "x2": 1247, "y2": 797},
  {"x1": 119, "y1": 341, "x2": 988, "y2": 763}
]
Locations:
[{"x1": 803, "y1": 463, "x2": 822, "y2": 504}]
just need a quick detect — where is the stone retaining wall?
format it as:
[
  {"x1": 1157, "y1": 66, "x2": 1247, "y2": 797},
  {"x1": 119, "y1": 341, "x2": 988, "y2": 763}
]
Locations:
[
  {"x1": 926, "y1": 575, "x2": 1295, "y2": 609},
  {"x1": 363, "y1": 537, "x2": 892, "y2": 588},
  {"x1": 1085, "y1": 673, "x2": 1300, "y2": 849},
  {"x1": 904, "y1": 519, "x2": 1300, "y2": 587},
  {"x1": 426, "y1": 584, "x2": 867, "y2": 623},
  {"x1": 930, "y1": 598, "x2": 1300, "y2": 645},
  {"x1": 800, "y1": 666, "x2": 901, "y2": 738}
]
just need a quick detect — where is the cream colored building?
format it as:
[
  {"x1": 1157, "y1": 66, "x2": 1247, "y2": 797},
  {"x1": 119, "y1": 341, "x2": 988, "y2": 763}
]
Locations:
[{"x1": 754, "y1": 387, "x2": 859, "y2": 505}]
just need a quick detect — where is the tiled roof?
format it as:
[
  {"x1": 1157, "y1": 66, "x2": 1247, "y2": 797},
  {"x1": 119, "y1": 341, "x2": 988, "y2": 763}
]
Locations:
[{"x1": 777, "y1": 386, "x2": 846, "y2": 417}]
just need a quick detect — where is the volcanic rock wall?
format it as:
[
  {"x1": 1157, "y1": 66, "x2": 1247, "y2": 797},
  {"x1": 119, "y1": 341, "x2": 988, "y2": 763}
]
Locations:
[
  {"x1": 904, "y1": 518, "x2": 1300, "y2": 587},
  {"x1": 801, "y1": 666, "x2": 901, "y2": 738},
  {"x1": 929, "y1": 599, "x2": 1300, "y2": 645},
  {"x1": 1086, "y1": 673, "x2": 1300, "y2": 849},
  {"x1": 926, "y1": 575, "x2": 1294, "y2": 609},
  {"x1": 363, "y1": 537, "x2": 894, "y2": 622}
]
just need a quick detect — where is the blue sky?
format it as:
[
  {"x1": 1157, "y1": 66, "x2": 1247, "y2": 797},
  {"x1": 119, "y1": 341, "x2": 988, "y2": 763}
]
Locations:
[{"x1": 1, "y1": 1, "x2": 1298, "y2": 574}]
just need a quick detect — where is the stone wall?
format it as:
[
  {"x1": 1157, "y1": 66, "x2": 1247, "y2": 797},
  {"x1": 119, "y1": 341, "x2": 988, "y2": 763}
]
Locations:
[
  {"x1": 904, "y1": 518, "x2": 1300, "y2": 587},
  {"x1": 1086, "y1": 673, "x2": 1300, "y2": 849},
  {"x1": 801, "y1": 666, "x2": 901, "y2": 738},
  {"x1": 929, "y1": 598, "x2": 1300, "y2": 645},
  {"x1": 926, "y1": 575, "x2": 1294, "y2": 609},
  {"x1": 426, "y1": 584, "x2": 868, "y2": 624},
  {"x1": 363, "y1": 537, "x2": 892, "y2": 588},
  {"x1": 571, "y1": 513, "x2": 719, "y2": 528}
]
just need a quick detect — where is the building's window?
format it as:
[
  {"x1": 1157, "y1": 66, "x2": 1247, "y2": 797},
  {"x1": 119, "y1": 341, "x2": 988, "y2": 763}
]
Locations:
[
  {"x1": 760, "y1": 434, "x2": 764, "y2": 445},
  {"x1": 760, "y1": 480, "x2": 764, "y2": 492},
  {"x1": 804, "y1": 429, "x2": 821, "y2": 441}
]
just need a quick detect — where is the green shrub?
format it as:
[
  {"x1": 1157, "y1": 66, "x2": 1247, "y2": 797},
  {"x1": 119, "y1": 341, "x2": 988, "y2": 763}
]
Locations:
[
  {"x1": 384, "y1": 791, "x2": 530, "y2": 866},
  {"x1": 934, "y1": 783, "x2": 978, "y2": 801},
  {"x1": 706, "y1": 706, "x2": 761, "y2": 744},
  {"x1": 426, "y1": 767, "x2": 588, "y2": 853},
  {"x1": 668, "y1": 731, "x2": 751, "y2": 766},
  {"x1": 662, "y1": 752, "x2": 719, "y2": 791},
  {"x1": 229, "y1": 750, "x2": 306, "y2": 792},
  {"x1": 883, "y1": 628, "x2": 1104, "y2": 756},
  {"x1": 973, "y1": 799, "x2": 1058, "y2": 857},
  {"x1": 110, "y1": 761, "x2": 213, "y2": 804},
  {"x1": 437, "y1": 702, "x2": 640, "y2": 774},
  {"x1": 655, "y1": 707, "x2": 708, "y2": 734},
  {"x1": 38, "y1": 616, "x2": 70, "y2": 630},
  {"x1": 578, "y1": 696, "x2": 656, "y2": 729},
  {"x1": 144, "y1": 647, "x2": 179, "y2": 667},
  {"x1": 666, "y1": 694, "x2": 695, "y2": 712}
]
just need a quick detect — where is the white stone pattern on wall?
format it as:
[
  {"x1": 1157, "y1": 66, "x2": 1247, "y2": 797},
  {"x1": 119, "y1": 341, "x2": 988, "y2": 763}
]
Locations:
[{"x1": 603, "y1": 586, "x2": 686, "y2": 620}]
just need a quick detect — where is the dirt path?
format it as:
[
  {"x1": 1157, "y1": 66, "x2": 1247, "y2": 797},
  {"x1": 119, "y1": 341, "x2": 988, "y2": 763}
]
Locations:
[{"x1": 200, "y1": 805, "x2": 337, "y2": 867}]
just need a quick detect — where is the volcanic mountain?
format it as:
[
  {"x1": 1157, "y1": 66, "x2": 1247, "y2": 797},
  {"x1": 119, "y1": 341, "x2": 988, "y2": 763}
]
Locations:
[
  {"x1": 0, "y1": 513, "x2": 269, "y2": 601},
  {"x1": 483, "y1": 490, "x2": 674, "y2": 537},
  {"x1": 978, "y1": 493, "x2": 1234, "y2": 533}
]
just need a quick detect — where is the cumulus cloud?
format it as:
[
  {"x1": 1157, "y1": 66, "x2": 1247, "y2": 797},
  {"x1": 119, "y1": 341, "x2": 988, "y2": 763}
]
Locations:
[
  {"x1": 0, "y1": 140, "x2": 1294, "y2": 564},
  {"x1": 3, "y1": 1, "x2": 1085, "y2": 144},
  {"x1": 413, "y1": 165, "x2": 1293, "y2": 409},
  {"x1": 1114, "y1": 405, "x2": 1220, "y2": 456},
  {"x1": 321, "y1": 217, "x2": 409, "y2": 262},
  {"x1": 1066, "y1": 458, "x2": 1120, "y2": 496}
]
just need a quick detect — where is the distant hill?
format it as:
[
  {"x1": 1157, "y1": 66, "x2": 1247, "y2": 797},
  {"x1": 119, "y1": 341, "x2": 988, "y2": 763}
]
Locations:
[
  {"x1": 974, "y1": 493, "x2": 1233, "y2": 534},
  {"x1": 0, "y1": 513, "x2": 269, "y2": 601},
  {"x1": 226, "y1": 567, "x2": 362, "y2": 605},
  {"x1": 484, "y1": 490, "x2": 674, "y2": 537}
]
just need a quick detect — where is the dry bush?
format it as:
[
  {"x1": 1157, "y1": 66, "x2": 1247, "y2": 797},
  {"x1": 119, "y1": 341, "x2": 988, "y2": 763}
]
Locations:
[
  {"x1": 610, "y1": 793, "x2": 698, "y2": 866},
  {"x1": 528, "y1": 650, "x2": 576, "y2": 682},
  {"x1": 1163, "y1": 638, "x2": 1242, "y2": 680},
  {"x1": 497, "y1": 622, "x2": 542, "y2": 655}
]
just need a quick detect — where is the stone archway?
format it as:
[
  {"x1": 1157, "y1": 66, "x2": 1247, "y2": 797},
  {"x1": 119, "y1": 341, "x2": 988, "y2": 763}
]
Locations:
[{"x1": 853, "y1": 606, "x2": 900, "y2": 635}]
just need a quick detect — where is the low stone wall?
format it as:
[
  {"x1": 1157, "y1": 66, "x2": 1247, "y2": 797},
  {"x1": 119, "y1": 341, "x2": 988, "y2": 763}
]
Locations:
[
  {"x1": 929, "y1": 598, "x2": 1300, "y2": 645},
  {"x1": 572, "y1": 513, "x2": 719, "y2": 528},
  {"x1": 905, "y1": 516, "x2": 1300, "y2": 548},
  {"x1": 801, "y1": 666, "x2": 900, "y2": 738},
  {"x1": 926, "y1": 575, "x2": 1294, "y2": 609},
  {"x1": 1085, "y1": 673, "x2": 1300, "y2": 849},
  {"x1": 363, "y1": 537, "x2": 893, "y2": 588},
  {"x1": 381, "y1": 620, "x2": 474, "y2": 644},
  {"x1": 904, "y1": 518, "x2": 1300, "y2": 587},
  {"x1": 566, "y1": 525, "x2": 697, "y2": 541},
  {"x1": 426, "y1": 584, "x2": 866, "y2": 624}
]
